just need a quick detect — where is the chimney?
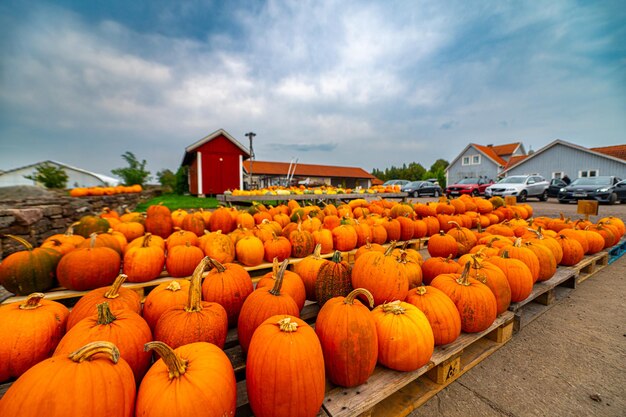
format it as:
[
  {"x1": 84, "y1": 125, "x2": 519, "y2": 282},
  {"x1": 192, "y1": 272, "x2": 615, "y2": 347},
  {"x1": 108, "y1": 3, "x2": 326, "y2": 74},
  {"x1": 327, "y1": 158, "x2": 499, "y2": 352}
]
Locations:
[{"x1": 487, "y1": 144, "x2": 493, "y2": 147}]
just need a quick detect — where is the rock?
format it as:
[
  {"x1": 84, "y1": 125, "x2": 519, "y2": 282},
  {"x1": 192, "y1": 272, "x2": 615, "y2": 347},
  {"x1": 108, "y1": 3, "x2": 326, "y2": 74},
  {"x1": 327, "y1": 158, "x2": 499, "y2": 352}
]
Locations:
[
  {"x1": 589, "y1": 394, "x2": 602, "y2": 402},
  {"x1": 7, "y1": 208, "x2": 44, "y2": 226}
]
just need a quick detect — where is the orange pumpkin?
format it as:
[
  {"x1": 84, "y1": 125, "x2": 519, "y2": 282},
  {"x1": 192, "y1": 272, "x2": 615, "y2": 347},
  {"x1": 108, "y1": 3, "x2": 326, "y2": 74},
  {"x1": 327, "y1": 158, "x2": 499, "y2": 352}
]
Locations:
[
  {"x1": 0, "y1": 293, "x2": 70, "y2": 382},
  {"x1": 145, "y1": 204, "x2": 173, "y2": 239},
  {"x1": 201, "y1": 230, "x2": 235, "y2": 264},
  {"x1": 406, "y1": 285, "x2": 461, "y2": 346},
  {"x1": 292, "y1": 243, "x2": 326, "y2": 301},
  {"x1": 256, "y1": 259, "x2": 306, "y2": 312},
  {"x1": 371, "y1": 301, "x2": 434, "y2": 371},
  {"x1": 486, "y1": 252, "x2": 533, "y2": 303},
  {"x1": 123, "y1": 234, "x2": 166, "y2": 283},
  {"x1": 165, "y1": 242, "x2": 205, "y2": 278},
  {"x1": 351, "y1": 244, "x2": 409, "y2": 306},
  {"x1": 246, "y1": 316, "x2": 325, "y2": 417},
  {"x1": 427, "y1": 231, "x2": 459, "y2": 259},
  {"x1": 137, "y1": 341, "x2": 236, "y2": 417},
  {"x1": 142, "y1": 279, "x2": 190, "y2": 332},
  {"x1": 289, "y1": 224, "x2": 315, "y2": 258},
  {"x1": 0, "y1": 341, "x2": 136, "y2": 417},
  {"x1": 315, "y1": 251, "x2": 353, "y2": 306},
  {"x1": 466, "y1": 259, "x2": 511, "y2": 314},
  {"x1": 263, "y1": 234, "x2": 292, "y2": 262},
  {"x1": 555, "y1": 234, "x2": 585, "y2": 266}
]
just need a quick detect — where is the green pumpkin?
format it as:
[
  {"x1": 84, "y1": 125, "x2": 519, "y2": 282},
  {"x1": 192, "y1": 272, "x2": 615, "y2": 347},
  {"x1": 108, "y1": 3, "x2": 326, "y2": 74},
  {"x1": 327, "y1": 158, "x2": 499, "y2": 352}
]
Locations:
[
  {"x1": 315, "y1": 251, "x2": 353, "y2": 306},
  {"x1": 73, "y1": 216, "x2": 110, "y2": 238}
]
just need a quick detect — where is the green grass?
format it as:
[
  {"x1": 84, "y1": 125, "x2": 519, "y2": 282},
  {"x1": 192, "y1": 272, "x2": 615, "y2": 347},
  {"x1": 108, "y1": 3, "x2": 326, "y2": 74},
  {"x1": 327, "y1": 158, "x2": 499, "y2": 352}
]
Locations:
[{"x1": 135, "y1": 194, "x2": 220, "y2": 212}]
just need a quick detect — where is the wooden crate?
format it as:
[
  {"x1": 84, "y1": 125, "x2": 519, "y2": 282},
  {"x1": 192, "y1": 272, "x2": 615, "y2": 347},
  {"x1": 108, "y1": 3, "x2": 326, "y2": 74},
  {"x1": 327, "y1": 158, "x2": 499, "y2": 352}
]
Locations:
[{"x1": 574, "y1": 252, "x2": 610, "y2": 284}]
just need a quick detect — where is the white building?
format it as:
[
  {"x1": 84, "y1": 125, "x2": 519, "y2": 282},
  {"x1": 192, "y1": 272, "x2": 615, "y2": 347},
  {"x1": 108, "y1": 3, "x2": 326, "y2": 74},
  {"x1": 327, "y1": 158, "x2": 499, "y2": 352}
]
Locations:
[{"x1": 0, "y1": 160, "x2": 120, "y2": 188}]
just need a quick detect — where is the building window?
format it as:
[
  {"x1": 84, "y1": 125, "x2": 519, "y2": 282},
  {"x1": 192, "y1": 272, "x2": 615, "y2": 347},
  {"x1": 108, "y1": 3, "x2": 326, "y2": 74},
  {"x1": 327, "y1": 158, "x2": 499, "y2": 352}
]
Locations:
[
  {"x1": 580, "y1": 170, "x2": 598, "y2": 178},
  {"x1": 552, "y1": 172, "x2": 563, "y2": 179},
  {"x1": 472, "y1": 155, "x2": 481, "y2": 165},
  {"x1": 462, "y1": 156, "x2": 470, "y2": 166}
]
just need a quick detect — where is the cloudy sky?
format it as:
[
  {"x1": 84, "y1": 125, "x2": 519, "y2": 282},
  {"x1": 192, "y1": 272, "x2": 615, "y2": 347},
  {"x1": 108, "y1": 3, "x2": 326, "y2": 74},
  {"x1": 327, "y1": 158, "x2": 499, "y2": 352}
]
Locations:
[{"x1": 1, "y1": 0, "x2": 624, "y2": 181}]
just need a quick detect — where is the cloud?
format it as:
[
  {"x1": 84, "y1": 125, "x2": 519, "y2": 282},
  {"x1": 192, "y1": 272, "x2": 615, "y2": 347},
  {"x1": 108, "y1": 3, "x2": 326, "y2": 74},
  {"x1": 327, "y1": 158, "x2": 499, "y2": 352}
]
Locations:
[
  {"x1": 267, "y1": 143, "x2": 338, "y2": 152},
  {"x1": 440, "y1": 121, "x2": 459, "y2": 130}
]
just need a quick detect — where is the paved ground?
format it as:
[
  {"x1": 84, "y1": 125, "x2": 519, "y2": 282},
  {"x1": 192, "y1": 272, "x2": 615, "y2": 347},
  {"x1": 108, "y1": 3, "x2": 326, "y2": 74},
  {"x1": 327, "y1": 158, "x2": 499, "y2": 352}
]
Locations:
[{"x1": 408, "y1": 201, "x2": 626, "y2": 417}]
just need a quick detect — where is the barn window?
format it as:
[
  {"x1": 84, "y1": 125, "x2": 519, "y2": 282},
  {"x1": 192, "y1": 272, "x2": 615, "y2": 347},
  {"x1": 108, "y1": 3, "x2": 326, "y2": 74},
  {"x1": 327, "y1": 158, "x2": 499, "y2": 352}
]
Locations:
[
  {"x1": 462, "y1": 156, "x2": 470, "y2": 166},
  {"x1": 472, "y1": 155, "x2": 481, "y2": 164}
]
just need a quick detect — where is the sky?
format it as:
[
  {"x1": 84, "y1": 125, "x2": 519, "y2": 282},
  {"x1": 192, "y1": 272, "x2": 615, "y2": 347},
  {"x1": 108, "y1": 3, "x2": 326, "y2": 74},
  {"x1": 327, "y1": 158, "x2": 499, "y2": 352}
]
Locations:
[{"x1": 1, "y1": 0, "x2": 624, "y2": 182}]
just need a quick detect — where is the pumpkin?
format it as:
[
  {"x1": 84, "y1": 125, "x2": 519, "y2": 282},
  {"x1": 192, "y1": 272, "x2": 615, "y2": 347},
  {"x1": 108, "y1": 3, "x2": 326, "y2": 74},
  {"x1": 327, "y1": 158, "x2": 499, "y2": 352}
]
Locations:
[
  {"x1": 371, "y1": 300, "x2": 434, "y2": 371},
  {"x1": 559, "y1": 228, "x2": 590, "y2": 255},
  {"x1": 580, "y1": 229, "x2": 606, "y2": 255},
  {"x1": 256, "y1": 258, "x2": 306, "y2": 312},
  {"x1": 237, "y1": 260, "x2": 300, "y2": 354},
  {"x1": 555, "y1": 234, "x2": 585, "y2": 266},
  {"x1": 0, "y1": 235, "x2": 63, "y2": 295},
  {"x1": 406, "y1": 285, "x2": 461, "y2": 346},
  {"x1": 66, "y1": 274, "x2": 141, "y2": 330},
  {"x1": 370, "y1": 222, "x2": 388, "y2": 244},
  {"x1": 467, "y1": 258, "x2": 511, "y2": 314},
  {"x1": 73, "y1": 215, "x2": 110, "y2": 238},
  {"x1": 289, "y1": 224, "x2": 315, "y2": 258},
  {"x1": 166, "y1": 229, "x2": 199, "y2": 250},
  {"x1": 56, "y1": 234, "x2": 121, "y2": 291},
  {"x1": 396, "y1": 215, "x2": 415, "y2": 241},
  {"x1": 235, "y1": 235, "x2": 265, "y2": 266},
  {"x1": 246, "y1": 316, "x2": 325, "y2": 417},
  {"x1": 315, "y1": 288, "x2": 378, "y2": 387},
  {"x1": 166, "y1": 242, "x2": 205, "y2": 278},
  {"x1": 395, "y1": 250, "x2": 423, "y2": 289},
  {"x1": 0, "y1": 293, "x2": 70, "y2": 382},
  {"x1": 137, "y1": 341, "x2": 236, "y2": 417},
  {"x1": 201, "y1": 230, "x2": 235, "y2": 264},
  {"x1": 155, "y1": 257, "x2": 228, "y2": 350},
  {"x1": 523, "y1": 228, "x2": 563, "y2": 264},
  {"x1": 208, "y1": 207, "x2": 236, "y2": 233},
  {"x1": 145, "y1": 204, "x2": 173, "y2": 239},
  {"x1": 113, "y1": 221, "x2": 145, "y2": 242},
  {"x1": 332, "y1": 224, "x2": 358, "y2": 251},
  {"x1": 421, "y1": 255, "x2": 463, "y2": 285},
  {"x1": 486, "y1": 251, "x2": 534, "y2": 303},
  {"x1": 123, "y1": 234, "x2": 166, "y2": 283},
  {"x1": 315, "y1": 250, "x2": 353, "y2": 306},
  {"x1": 498, "y1": 238, "x2": 540, "y2": 283},
  {"x1": 43, "y1": 224, "x2": 85, "y2": 247},
  {"x1": 142, "y1": 279, "x2": 190, "y2": 332},
  {"x1": 236, "y1": 211, "x2": 256, "y2": 229},
  {"x1": 292, "y1": 243, "x2": 326, "y2": 301},
  {"x1": 263, "y1": 233, "x2": 292, "y2": 262},
  {"x1": 201, "y1": 258, "x2": 254, "y2": 327},
  {"x1": 171, "y1": 209, "x2": 188, "y2": 229},
  {"x1": 0, "y1": 341, "x2": 135, "y2": 417},
  {"x1": 125, "y1": 233, "x2": 165, "y2": 254},
  {"x1": 446, "y1": 221, "x2": 477, "y2": 255},
  {"x1": 354, "y1": 239, "x2": 386, "y2": 261},
  {"x1": 431, "y1": 262, "x2": 497, "y2": 333},
  {"x1": 76, "y1": 231, "x2": 123, "y2": 255},
  {"x1": 352, "y1": 244, "x2": 409, "y2": 306},
  {"x1": 40, "y1": 238, "x2": 75, "y2": 256},
  {"x1": 181, "y1": 212, "x2": 205, "y2": 236},
  {"x1": 54, "y1": 302, "x2": 152, "y2": 382},
  {"x1": 523, "y1": 241, "x2": 557, "y2": 282},
  {"x1": 427, "y1": 231, "x2": 459, "y2": 259}
]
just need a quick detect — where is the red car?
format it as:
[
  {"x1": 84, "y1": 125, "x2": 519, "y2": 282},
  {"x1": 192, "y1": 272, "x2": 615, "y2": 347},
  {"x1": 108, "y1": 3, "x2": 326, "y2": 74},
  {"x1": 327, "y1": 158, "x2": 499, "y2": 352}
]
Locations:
[{"x1": 445, "y1": 177, "x2": 494, "y2": 197}]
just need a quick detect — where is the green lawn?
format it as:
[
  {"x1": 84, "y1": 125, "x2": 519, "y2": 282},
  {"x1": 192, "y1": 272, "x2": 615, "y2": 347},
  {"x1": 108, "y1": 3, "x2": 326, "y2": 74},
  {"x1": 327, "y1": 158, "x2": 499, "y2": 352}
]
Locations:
[{"x1": 135, "y1": 194, "x2": 220, "y2": 212}]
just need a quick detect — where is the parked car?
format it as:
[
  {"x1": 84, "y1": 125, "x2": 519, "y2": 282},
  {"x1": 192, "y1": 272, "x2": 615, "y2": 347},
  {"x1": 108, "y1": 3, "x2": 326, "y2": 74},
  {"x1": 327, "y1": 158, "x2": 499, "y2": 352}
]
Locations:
[
  {"x1": 547, "y1": 178, "x2": 567, "y2": 198},
  {"x1": 401, "y1": 181, "x2": 442, "y2": 198},
  {"x1": 484, "y1": 175, "x2": 549, "y2": 202},
  {"x1": 557, "y1": 176, "x2": 625, "y2": 204},
  {"x1": 382, "y1": 179, "x2": 410, "y2": 187},
  {"x1": 445, "y1": 177, "x2": 494, "y2": 197}
]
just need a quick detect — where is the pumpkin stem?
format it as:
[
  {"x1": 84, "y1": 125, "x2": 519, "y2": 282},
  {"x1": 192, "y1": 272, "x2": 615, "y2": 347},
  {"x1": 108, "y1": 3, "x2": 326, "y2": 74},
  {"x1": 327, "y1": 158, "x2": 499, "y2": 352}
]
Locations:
[
  {"x1": 312, "y1": 243, "x2": 322, "y2": 258},
  {"x1": 19, "y1": 292, "x2": 45, "y2": 310},
  {"x1": 384, "y1": 241, "x2": 397, "y2": 256},
  {"x1": 0, "y1": 234, "x2": 33, "y2": 251},
  {"x1": 344, "y1": 288, "x2": 374, "y2": 307},
  {"x1": 455, "y1": 262, "x2": 472, "y2": 286},
  {"x1": 331, "y1": 250, "x2": 343, "y2": 263},
  {"x1": 269, "y1": 259, "x2": 289, "y2": 296},
  {"x1": 165, "y1": 280, "x2": 182, "y2": 292},
  {"x1": 447, "y1": 221, "x2": 461, "y2": 230},
  {"x1": 513, "y1": 237, "x2": 523, "y2": 247},
  {"x1": 207, "y1": 257, "x2": 226, "y2": 273},
  {"x1": 185, "y1": 257, "x2": 210, "y2": 312},
  {"x1": 272, "y1": 257, "x2": 280, "y2": 276},
  {"x1": 381, "y1": 300, "x2": 406, "y2": 315},
  {"x1": 144, "y1": 341, "x2": 188, "y2": 379},
  {"x1": 103, "y1": 274, "x2": 127, "y2": 299},
  {"x1": 501, "y1": 250, "x2": 510, "y2": 259},
  {"x1": 142, "y1": 233, "x2": 153, "y2": 248},
  {"x1": 96, "y1": 302, "x2": 117, "y2": 325},
  {"x1": 88, "y1": 233, "x2": 97, "y2": 249},
  {"x1": 415, "y1": 286, "x2": 427, "y2": 296},
  {"x1": 68, "y1": 341, "x2": 120, "y2": 364},
  {"x1": 277, "y1": 316, "x2": 298, "y2": 332}
]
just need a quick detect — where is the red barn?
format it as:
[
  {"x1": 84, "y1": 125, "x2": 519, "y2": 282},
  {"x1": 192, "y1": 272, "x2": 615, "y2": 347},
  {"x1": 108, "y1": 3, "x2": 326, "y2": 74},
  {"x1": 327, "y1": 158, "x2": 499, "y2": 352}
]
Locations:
[{"x1": 182, "y1": 129, "x2": 250, "y2": 196}]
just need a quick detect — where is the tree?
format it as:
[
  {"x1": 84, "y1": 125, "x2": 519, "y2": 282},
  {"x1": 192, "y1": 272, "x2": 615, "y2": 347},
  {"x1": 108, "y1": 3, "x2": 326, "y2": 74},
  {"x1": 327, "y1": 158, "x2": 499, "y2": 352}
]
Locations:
[
  {"x1": 157, "y1": 169, "x2": 176, "y2": 193},
  {"x1": 430, "y1": 159, "x2": 449, "y2": 173},
  {"x1": 174, "y1": 166, "x2": 189, "y2": 194},
  {"x1": 24, "y1": 163, "x2": 69, "y2": 189},
  {"x1": 111, "y1": 152, "x2": 151, "y2": 186}
]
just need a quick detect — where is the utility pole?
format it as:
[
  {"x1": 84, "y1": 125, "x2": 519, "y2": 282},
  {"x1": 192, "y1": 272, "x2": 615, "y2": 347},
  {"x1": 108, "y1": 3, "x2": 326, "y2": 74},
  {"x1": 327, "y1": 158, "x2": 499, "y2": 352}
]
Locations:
[{"x1": 245, "y1": 132, "x2": 256, "y2": 189}]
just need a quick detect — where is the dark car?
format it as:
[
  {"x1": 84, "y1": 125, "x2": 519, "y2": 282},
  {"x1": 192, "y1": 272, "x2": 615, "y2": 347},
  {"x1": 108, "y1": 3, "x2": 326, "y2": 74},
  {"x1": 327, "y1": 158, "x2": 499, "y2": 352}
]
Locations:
[
  {"x1": 401, "y1": 181, "x2": 442, "y2": 198},
  {"x1": 445, "y1": 177, "x2": 494, "y2": 197},
  {"x1": 548, "y1": 178, "x2": 567, "y2": 198},
  {"x1": 557, "y1": 176, "x2": 625, "y2": 204}
]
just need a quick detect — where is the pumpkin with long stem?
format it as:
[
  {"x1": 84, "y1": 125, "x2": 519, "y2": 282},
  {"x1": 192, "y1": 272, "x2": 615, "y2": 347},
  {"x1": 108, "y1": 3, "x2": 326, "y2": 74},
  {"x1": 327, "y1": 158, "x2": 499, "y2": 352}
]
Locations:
[
  {"x1": 467, "y1": 256, "x2": 511, "y2": 314},
  {"x1": 315, "y1": 288, "x2": 378, "y2": 387},
  {"x1": 246, "y1": 315, "x2": 325, "y2": 417},
  {"x1": 55, "y1": 302, "x2": 152, "y2": 382},
  {"x1": 0, "y1": 234, "x2": 63, "y2": 295},
  {"x1": 67, "y1": 273, "x2": 141, "y2": 330},
  {"x1": 136, "y1": 341, "x2": 236, "y2": 417},
  {"x1": 237, "y1": 259, "x2": 300, "y2": 354},
  {"x1": 292, "y1": 243, "x2": 326, "y2": 301},
  {"x1": 0, "y1": 341, "x2": 136, "y2": 417},
  {"x1": 142, "y1": 279, "x2": 190, "y2": 332},
  {"x1": 421, "y1": 255, "x2": 463, "y2": 285},
  {"x1": 155, "y1": 257, "x2": 228, "y2": 349},
  {"x1": 431, "y1": 262, "x2": 497, "y2": 333},
  {"x1": 0, "y1": 293, "x2": 70, "y2": 382}
]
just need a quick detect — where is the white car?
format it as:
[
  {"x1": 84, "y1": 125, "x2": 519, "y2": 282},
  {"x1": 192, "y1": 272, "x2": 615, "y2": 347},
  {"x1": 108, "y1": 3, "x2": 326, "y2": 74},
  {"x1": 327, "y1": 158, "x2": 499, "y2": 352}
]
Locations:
[{"x1": 484, "y1": 175, "x2": 549, "y2": 202}]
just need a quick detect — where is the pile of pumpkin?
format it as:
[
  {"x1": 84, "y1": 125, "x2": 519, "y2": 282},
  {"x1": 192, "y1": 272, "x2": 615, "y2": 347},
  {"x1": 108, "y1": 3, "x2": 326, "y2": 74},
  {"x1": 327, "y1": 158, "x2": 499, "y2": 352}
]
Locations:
[
  {"x1": 227, "y1": 184, "x2": 403, "y2": 196},
  {"x1": 69, "y1": 184, "x2": 143, "y2": 197},
  {"x1": 0, "y1": 196, "x2": 624, "y2": 417}
]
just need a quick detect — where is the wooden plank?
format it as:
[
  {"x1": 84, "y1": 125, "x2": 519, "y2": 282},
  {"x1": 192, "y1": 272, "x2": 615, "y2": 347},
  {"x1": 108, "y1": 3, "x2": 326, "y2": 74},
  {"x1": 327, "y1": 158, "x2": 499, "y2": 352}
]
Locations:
[
  {"x1": 513, "y1": 285, "x2": 573, "y2": 333},
  {"x1": 508, "y1": 267, "x2": 577, "y2": 312}
]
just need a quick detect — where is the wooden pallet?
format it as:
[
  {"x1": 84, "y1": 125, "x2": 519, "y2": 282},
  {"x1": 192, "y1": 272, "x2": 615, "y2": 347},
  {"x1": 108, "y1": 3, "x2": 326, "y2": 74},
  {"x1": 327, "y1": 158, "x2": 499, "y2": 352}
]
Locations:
[
  {"x1": 608, "y1": 238, "x2": 626, "y2": 264},
  {"x1": 508, "y1": 267, "x2": 578, "y2": 333},
  {"x1": 574, "y1": 252, "x2": 610, "y2": 284},
  {"x1": 320, "y1": 312, "x2": 514, "y2": 417}
]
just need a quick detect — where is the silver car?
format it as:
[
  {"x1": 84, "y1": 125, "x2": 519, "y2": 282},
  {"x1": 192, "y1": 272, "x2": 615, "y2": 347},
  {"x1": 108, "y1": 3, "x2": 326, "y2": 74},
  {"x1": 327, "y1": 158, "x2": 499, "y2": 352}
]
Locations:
[{"x1": 484, "y1": 175, "x2": 549, "y2": 202}]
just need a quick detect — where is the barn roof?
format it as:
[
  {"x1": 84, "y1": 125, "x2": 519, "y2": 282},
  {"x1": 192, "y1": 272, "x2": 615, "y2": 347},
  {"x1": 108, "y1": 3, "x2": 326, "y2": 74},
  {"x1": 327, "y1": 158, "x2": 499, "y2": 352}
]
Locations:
[
  {"x1": 183, "y1": 129, "x2": 250, "y2": 166},
  {"x1": 243, "y1": 160, "x2": 376, "y2": 179}
]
